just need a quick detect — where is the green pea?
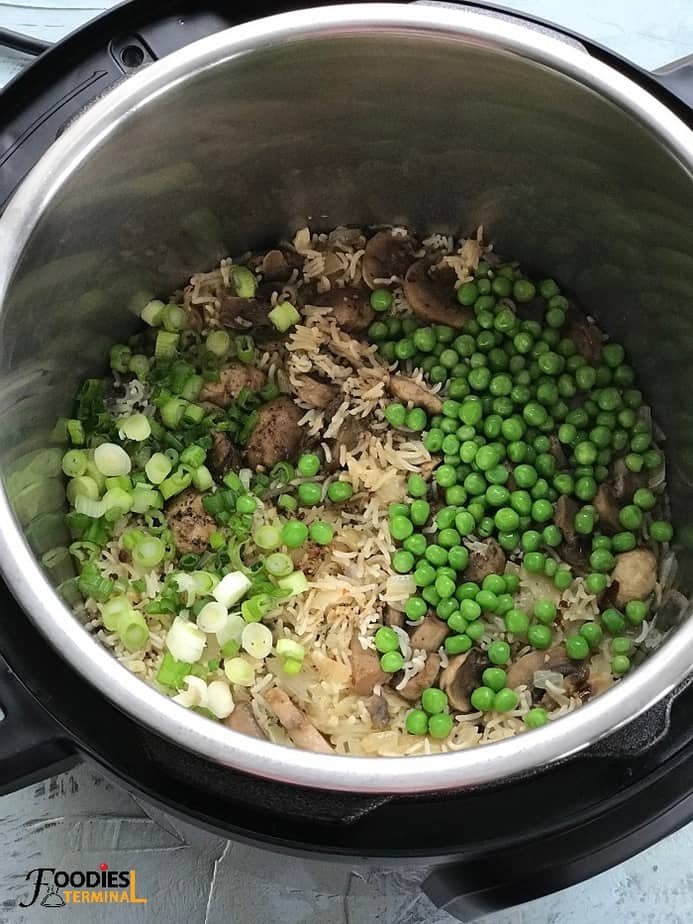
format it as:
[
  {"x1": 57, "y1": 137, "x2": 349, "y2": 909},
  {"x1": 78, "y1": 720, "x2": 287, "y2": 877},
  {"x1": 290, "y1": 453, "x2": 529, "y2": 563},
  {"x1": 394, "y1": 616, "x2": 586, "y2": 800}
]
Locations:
[
  {"x1": 460, "y1": 598, "x2": 482, "y2": 621},
  {"x1": 494, "y1": 507, "x2": 519, "y2": 531},
  {"x1": 435, "y1": 575, "x2": 456, "y2": 599},
  {"x1": 612, "y1": 531, "x2": 636, "y2": 553},
  {"x1": 438, "y1": 527, "x2": 461, "y2": 548},
  {"x1": 429, "y1": 711, "x2": 455, "y2": 737},
  {"x1": 505, "y1": 608, "x2": 529, "y2": 635},
  {"x1": 494, "y1": 688, "x2": 519, "y2": 712},
  {"x1": 580, "y1": 622, "x2": 603, "y2": 649},
  {"x1": 328, "y1": 480, "x2": 353, "y2": 503},
  {"x1": 531, "y1": 499, "x2": 553, "y2": 523},
  {"x1": 422, "y1": 687, "x2": 448, "y2": 715},
  {"x1": 510, "y1": 490, "x2": 532, "y2": 517},
  {"x1": 524, "y1": 707, "x2": 548, "y2": 728},
  {"x1": 375, "y1": 626, "x2": 400, "y2": 654},
  {"x1": 625, "y1": 599, "x2": 648, "y2": 625},
  {"x1": 406, "y1": 407, "x2": 427, "y2": 432},
  {"x1": 601, "y1": 607, "x2": 625, "y2": 634},
  {"x1": 612, "y1": 636, "x2": 631, "y2": 656},
  {"x1": 380, "y1": 651, "x2": 404, "y2": 672},
  {"x1": 487, "y1": 640, "x2": 510, "y2": 665},
  {"x1": 410, "y1": 499, "x2": 431, "y2": 527},
  {"x1": 585, "y1": 572, "x2": 608, "y2": 595},
  {"x1": 554, "y1": 568, "x2": 572, "y2": 591},
  {"x1": 390, "y1": 515, "x2": 414, "y2": 541},
  {"x1": 405, "y1": 709, "x2": 429, "y2": 735},
  {"x1": 612, "y1": 655, "x2": 631, "y2": 675},
  {"x1": 542, "y1": 524, "x2": 562, "y2": 547},
  {"x1": 574, "y1": 506, "x2": 596, "y2": 536},
  {"x1": 565, "y1": 635, "x2": 589, "y2": 659},
  {"x1": 589, "y1": 548, "x2": 615, "y2": 572},
  {"x1": 633, "y1": 488, "x2": 656, "y2": 511},
  {"x1": 370, "y1": 288, "x2": 393, "y2": 312},
  {"x1": 445, "y1": 634, "x2": 472, "y2": 654},
  {"x1": 298, "y1": 482, "x2": 322, "y2": 506},
  {"x1": 405, "y1": 596, "x2": 427, "y2": 621},
  {"x1": 528, "y1": 623, "x2": 552, "y2": 649},
  {"x1": 392, "y1": 550, "x2": 415, "y2": 573},
  {"x1": 514, "y1": 464, "x2": 538, "y2": 488},
  {"x1": 384, "y1": 402, "x2": 407, "y2": 427},
  {"x1": 650, "y1": 521, "x2": 673, "y2": 543},
  {"x1": 544, "y1": 557, "x2": 558, "y2": 578},
  {"x1": 448, "y1": 546, "x2": 469, "y2": 571},
  {"x1": 470, "y1": 686, "x2": 494, "y2": 711},
  {"x1": 618, "y1": 504, "x2": 642, "y2": 531},
  {"x1": 524, "y1": 551, "x2": 546, "y2": 573},
  {"x1": 575, "y1": 476, "x2": 597, "y2": 501},
  {"x1": 457, "y1": 582, "x2": 480, "y2": 601},
  {"x1": 534, "y1": 599, "x2": 557, "y2": 625},
  {"x1": 403, "y1": 533, "x2": 427, "y2": 557}
]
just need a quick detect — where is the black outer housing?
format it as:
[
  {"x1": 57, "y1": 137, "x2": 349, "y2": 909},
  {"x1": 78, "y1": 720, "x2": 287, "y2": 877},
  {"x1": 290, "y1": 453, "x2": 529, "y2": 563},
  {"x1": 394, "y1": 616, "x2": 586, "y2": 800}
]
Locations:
[{"x1": 3, "y1": 2, "x2": 693, "y2": 919}]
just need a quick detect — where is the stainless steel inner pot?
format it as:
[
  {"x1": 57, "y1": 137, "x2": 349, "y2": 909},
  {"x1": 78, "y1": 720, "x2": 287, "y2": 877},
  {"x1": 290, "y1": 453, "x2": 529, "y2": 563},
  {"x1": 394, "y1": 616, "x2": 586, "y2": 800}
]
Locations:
[{"x1": 2, "y1": 3, "x2": 693, "y2": 793}]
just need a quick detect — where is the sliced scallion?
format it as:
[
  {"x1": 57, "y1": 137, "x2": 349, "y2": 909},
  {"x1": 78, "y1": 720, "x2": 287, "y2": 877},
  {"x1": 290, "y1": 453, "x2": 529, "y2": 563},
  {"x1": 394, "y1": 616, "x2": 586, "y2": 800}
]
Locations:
[
  {"x1": 94, "y1": 442, "x2": 132, "y2": 477},
  {"x1": 119, "y1": 413, "x2": 152, "y2": 442},
  {"x1": 268, "y1": 301, "x2": 300, "y2": 333}
]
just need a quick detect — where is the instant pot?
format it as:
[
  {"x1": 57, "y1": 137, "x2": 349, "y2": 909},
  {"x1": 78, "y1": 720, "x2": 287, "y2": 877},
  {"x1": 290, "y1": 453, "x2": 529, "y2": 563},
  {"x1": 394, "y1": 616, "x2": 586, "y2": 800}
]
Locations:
[{"x1": 2, "y1": 2, "x2": 693, "y2": 918}]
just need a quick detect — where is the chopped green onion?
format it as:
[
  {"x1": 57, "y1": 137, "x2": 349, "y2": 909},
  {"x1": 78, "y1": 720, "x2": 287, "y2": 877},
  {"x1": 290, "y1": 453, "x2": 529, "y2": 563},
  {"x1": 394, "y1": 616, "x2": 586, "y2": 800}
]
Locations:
[
  {"x1": 241, "y1": 622, "x2": 272, "y2": 659},
  {"x1": 231, "y1": 264, "x2": 257, "y2": 298},
  {"x1": 145, "y1": 452, "x2": 173, "y2": 485},
  {"x1": 268, "y1": 301, "x2": 300, "y2": 332},
  {"x1": 129, "y1": 353, "x2": 150, "y2": 379},
  {"x1": 264, "y1": 552, "x2": 294, "y2": 577},
  {"x1": 213, "y1": 571, "x2": 252, "y2": 607},
  {"x1": 193, "y1": 465, "x2": 214, "y2": 492},
  {"x1": 78, "y1": 562, "x2": 113, "y2": 602},
  {"x1": 159, "y1": 468, "x2": 192, "y2": 500},
  {"x1": 161, "y1": 397, "x2": 186, "y2": 429},
  {"x1": 157, "y1": 652, "x2": 193, "y2": 688},
  {"x1": 166, "y1": 614, "x2": 206, "y2": 662},
  {"x1": 282, "y1": 657, "x2": 303, "y2": 675},
  {"x1": 66, "y1": 475, "x2": 100, "y2": 505},
  {"x1": 161, "y1": 303, "x2": 187, "y2": 332},
  {"x1": 276, "y1": 638, "x2": 305, "y2": 661},
  {"x1": 183, "y1": 403, "x2": 205, "y2": 425},
  {"x1": 131, "y1": 485, "x2": 162, "y2": 514},
  {"x1": 74, "y1": 496, "x2": 107, "y2": 518},
  {"x1": 155, "y1": 331, "x2": 179, "y2": 360},
  {"x1": 67, "y1": 419, "x2": 85, "y2": 445},
  {"x1": 197, "y1": 601, "x2": 229, "y2": 633},
  {"x1": 122, "y1": 528, "x2": 145, "y2": 550},
  {"x1": 141, "y1": 299, "x2": 166, "y2": 326},
  {"x1": 105, "y1": 474, "x2": 132, "y2": 492},
  {"x1": 235, "y1": 335, "x2": 255, "y2": 365},
  {"x1": 253, "y1": 525, "x2": 281, "y2": 550},
  {"x1": 209, "y1": 530, "x2": 225, "y2": 550},
  {"x1": 101, "y1": 595, "x2": 132, "y2": 631},
  {"x1": 241, "y1": 593, "x2": 273, "y2": 623},
  {"x1": 180, "y1": 444, "x2": 206, "y2": 468},
  {"x1": 182, "y1": 374, "x2": 203, "y2": 401},
  {"x1": 119, "y1": 413, "x2": 151, "y2": 442},
  {"x1": 110, "y1": 344, "x2": 132, "y2": 373},
  {"x1": 278, "y1": 570, "x2": 310, "y2": 596},
  {"x1": 62, "y1": 449, "x2": 87, "y2": 478},
  {"x1": 207, "y1": 679, "x2": 234, "y2": 718},
  {"x1": 278, "y1": 493, "x2": 298, "y2": 512},
  {"x1": 220, "y1": 639, "x2": 240, "y2": 658},
  {"x1": 192, "y1": 571, "x2": 217, "y2": 595},
  {"x1": 270, "y1": 461, "x2": 295, "y2": 484},
  {"x1": 223, "y1": 657, "x2": 255, "y2": 686},
  {"x1": 118, "y1": 609, "x2": 149, "y2": 652},
  {"x1": 206, "y1": 330, "x2": 231, "y2": 357},
  {"x1": 132, "y1": 536, "x2": 165, "y2": 569},
  {"x1": 94, "y1": 442, "x2": 132, "y2": 477},
  {"x1": 223, "y1": 472, "x2": 244, "y2": 492},
  {"x1": 101, "y1": 487, "x2": 133, "y2": 521}
]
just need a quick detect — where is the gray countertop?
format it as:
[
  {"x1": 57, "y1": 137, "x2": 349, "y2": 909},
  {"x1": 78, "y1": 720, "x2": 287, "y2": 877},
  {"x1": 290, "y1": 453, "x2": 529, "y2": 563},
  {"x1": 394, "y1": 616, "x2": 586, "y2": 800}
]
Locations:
[{"x1": 2, "y1": 2, "x2": 693, "y2": 922}]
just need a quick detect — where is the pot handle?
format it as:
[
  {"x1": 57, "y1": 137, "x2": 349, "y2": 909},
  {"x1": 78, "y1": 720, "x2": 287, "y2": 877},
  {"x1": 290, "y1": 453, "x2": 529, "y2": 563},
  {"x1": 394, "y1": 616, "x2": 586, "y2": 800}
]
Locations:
[
  {"x1": 0, "y1": 653, "x2": 77, "y2": 793},
  {"x1": 652, "y1": 55, "x2": 693, "y2": 111}
]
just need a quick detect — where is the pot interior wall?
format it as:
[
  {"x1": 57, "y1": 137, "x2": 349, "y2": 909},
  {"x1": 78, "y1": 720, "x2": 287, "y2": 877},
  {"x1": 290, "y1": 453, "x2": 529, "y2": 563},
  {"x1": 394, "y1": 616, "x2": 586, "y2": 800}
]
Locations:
[{"x1": 3, "y1": 27, "x2": 693, "y2": 597}]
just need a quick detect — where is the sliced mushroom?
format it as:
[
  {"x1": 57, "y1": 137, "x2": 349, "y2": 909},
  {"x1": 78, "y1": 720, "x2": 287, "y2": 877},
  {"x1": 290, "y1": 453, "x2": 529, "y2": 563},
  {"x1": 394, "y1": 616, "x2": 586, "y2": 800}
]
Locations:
[
  {"x1": 612, "y1": 547, "x2": 657, "y2": 606},
  {"x1": 439, "y1": 648, "x2": 489, "y2": 712},
  {"x1": 385, "y1": 606, "x2": 405, "y2": 629},
  {"x1": 165, "y1": 488, "x2": 216, "y2": 555},
  {"x1": 409, "y1": 614, "x2": 449, "y2": 653},
  {"x1": 593, "y1": 483, "x2": 621, "y2": 533},
  {"x1": 185, "y1": 305, "x2": 205, "y2": 331},
  {"x1": 350, "y1": 634, "x2": 388, "y2": 695},
  {"x1": 261, "y1": 248, "x2": 302, "y2": 283},
  {"x1": 560, "y1": 536, "x2": 591, "y2": 575},
  {"x1": 554, "y1": 495, "x2": 578, "y2": 544},
  {"x1": 362, "y1": 230, "x2": 418, "y2": 288},
  {"x1": 506, "y1": 645, "x2": 588, "y2": 694},
  {"x1": 223, "y1": 702, "x2": 266, "y2": 740},
  {"x1": 367, "y1": 694, "x2": 390, "y2": 728},
  {"x1": 325, "y1": 411, "x2": 364, "y2": 473},
  {"x1": 397, "y1": 653, "x2": 441, "y2": 702},
  {"x1": 218, "y1": 293, "x2": 273, "y2": 330},
  {"x1": 207, "y1": 430, "x2": 240, "y2": 480},
  {"x1": 293, "y1": 374, "x2": 339, "y2": 409},
  {"x1": 404, "y1": 259, "x2": 472, "y2": 329},
  {"x1": 579, "y1": 672, "x2": 612, "y2": 702},
  {"x1": 388, "y1": 375, "x2": 443, "y2": 415},
  {"x1": 565, "y1": 309, "x2": 603, "y2": 363},
  {"x1": 243, "y1": 396, "x2": 305, "y2": 469},
  {"x1": 199, "y1": 362, "x2": 267, "y2": 408},
  {"x1": 264, "y1": 687, "x2": 332, "y2": 753},
  {"x1": 464, "y1": 538, "x2": 506, "y2": 584},
  {"x1": 611, "y1": 457, "x2": 648, "y2": 501},
  {"x1": 315, "y1": 286, "x2": 374, "y2": 333},
  {"x1": 548, "y1": 434, "x2": 567, "y2": 468}
]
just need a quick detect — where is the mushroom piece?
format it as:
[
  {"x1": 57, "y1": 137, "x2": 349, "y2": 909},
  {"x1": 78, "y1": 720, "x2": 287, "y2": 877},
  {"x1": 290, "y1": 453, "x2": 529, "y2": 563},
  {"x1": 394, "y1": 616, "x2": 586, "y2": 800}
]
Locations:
[
  {"x1": 593, "y1": 483, "x2": 621, "y2": 533},
  {"x1": 565, "y1": 309, "x2": 603, "y2": 363},
  {"x1": 315, "y1": 286, "x2": 374, "y2": 333},
  {"x1": 261, "y1": 248, "x2": 302, "y2": 282},
  {"x1": 506, "y1": 645, "x2": 588, "y2": 694},
  {"x1": 397, "y1": 653, "x2": 441, "y2": 702},
  {"x1": 367, "y1": 694, "x2": 390, "y2": 728},
  {"x1": 403, "y1": 259, "x2": 472, "y2": 329},
  {"x1": 464, "y1": 538, "x2": 506, "y2": 584},
  {"x1": 264, "y1": 687, "x2": 332, "y2": 753},
  {"x1": 295, "y1": 541, "x2": 330, "y2": 580},
  {"x1": 350, "y1": 634, "x2": 388, "y2": 696},
  {"x1": 207, "y1": 430, "x2": 240, "y2": 480},
  {"x1": 554, "y1": 495, "x2": 578, "y2": 544},
  {"x1": 362, "y1": 230, "x2": 418, "y2": 288},
  {"x1": 612, "y1": 548, "x2": 657, "y2": 606},
  {"x1": 243, "y1": 396, "x2": 305, "y2": 469},
  {"x1": 385, "y1": 606, "x2": 405, "y2": 629},
  {"x1": 579, "y1": 672, "x2": 613, "y2": 702},
  {"x1": 388, "y1": 375, "x2": 443, "y2": 416},
  {"x1": 199, "y1": 362, "x2": 267, "y2": 408},
  {"x1": 223, "y1": 702, "x2": 266, "y2": 740},
  {"x1": 293, "y1": 374, "x2": 339, "y2": 409},
  {"x1": 611, "y1": 457, "x2": 648, "y2": 501},
  {"x1": 165, "y1": 488, "x2": 216, "y2": 555},
  {"x1": 218, "y1": 293, "x2": 274, "y2": 331},
  {"x1": 324, "y1": 409, "x2": 364, "y2": 473},
  {"x1": 548, "y1": 434, "x2": 567, "y2": 468},
  {"x1": 409, "y1": 614, "x2": 449, "y2": 653},
  {"x1": 439, "y1": 648, "x2": 489, "y2": 712}
]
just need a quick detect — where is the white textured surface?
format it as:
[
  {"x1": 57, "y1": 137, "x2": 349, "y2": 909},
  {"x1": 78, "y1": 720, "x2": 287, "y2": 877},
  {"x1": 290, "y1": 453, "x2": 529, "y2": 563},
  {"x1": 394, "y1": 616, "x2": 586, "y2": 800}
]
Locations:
[{"x1": 2, "y1": 2, "x2": 693, "y2": 922}]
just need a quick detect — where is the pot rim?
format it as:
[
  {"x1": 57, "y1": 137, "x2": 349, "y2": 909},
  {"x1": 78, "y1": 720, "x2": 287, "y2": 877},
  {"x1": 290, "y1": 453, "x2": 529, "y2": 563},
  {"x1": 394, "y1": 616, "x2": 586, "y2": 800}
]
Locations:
[{"x1": 1, "y1": 3, "x2": 693, "y2": 793}]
